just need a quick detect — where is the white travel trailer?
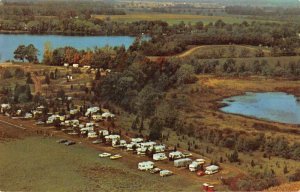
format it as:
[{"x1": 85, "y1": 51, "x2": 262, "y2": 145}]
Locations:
[
  {"x1": 137, "y1": 147, "x2": 147, "y2": 155},
  {"x1": 105, "y1": 135, "x2": 120, "y2": 142},
  {"x1": 126, "y1": 143, "x2": 141, "y2": 151},
  {"x1": 174, "y1": 158, "x2": 192, "y2": 168},
  {"x1": 88, "y1": 131, "x2": 98, "y2": 138},
  {"x1": 64, "y1": 63, "x2": 69, "y2": 67},
  {"x1": 99, "y1": 130, "x2": 109, "y2": 136},
  {"x1": 102, "y1": 112, "x2": 115, "y2": 119},
  {"x1": 138, "y1": 161, "x2": 155, "y2": 171},
  {"x1": 205, "y1": 165, "x2": 219, "y2": 175},
  {"x1": 112, "y1": 139, "x2": 127, "y2": 147},
  {"x1": 131, "y1": 138, "x2": 143, "y2": 143},
  {"x1": 85, "y1": 107, "x2": 100, "y2": 116},
  {"x1": 153, "y1": 145, "x2": 166, "y2": 153},
  {"x1": 169, "y1": 151, "x2": 184, "y2": 160},
  {"x1": 153, "y1": 153, "x2": 168, "y2": 161},
  {"x1": 189, "y1": 159, "x2": 206, "y2": 171},
  {"x1": 92, "y1": 114, "x2": 103, "y2": 121},
  {"x1": 0, "y1": 103, "x2": 11, "y2": 113},
  {"x1": 140, "y1": 141, "x2": 156, "y2": 149},
  {"x1": 73, "y1": 64, "x2": 79, "y2": 68}
]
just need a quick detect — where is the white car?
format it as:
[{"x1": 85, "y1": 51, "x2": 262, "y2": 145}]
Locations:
[{"x1": 99, "y1": 152, "x2": 111, "y2": 158}]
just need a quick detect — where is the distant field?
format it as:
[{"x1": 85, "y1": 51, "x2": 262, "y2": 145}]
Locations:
[{"x1": 94, "y1": 13, "x2": 270, "y2": 25}]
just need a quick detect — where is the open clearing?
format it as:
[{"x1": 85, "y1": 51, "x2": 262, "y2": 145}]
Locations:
[
  {"x1": 0, "y1": 136, "x2": 201, "y2": 192},
  {"x1": 94, "y1": 13, "x2": 268, "y2": 25}
]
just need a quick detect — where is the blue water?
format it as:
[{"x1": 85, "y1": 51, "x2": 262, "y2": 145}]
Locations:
[
  {"x1": 0, "y1": 34, "x2": 136, "y2": 61},
  {"x1": 221, "y1": 92, "x2": 300, "y2": 124}
]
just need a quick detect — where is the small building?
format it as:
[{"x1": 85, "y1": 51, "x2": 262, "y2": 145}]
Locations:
[
  {"x1": 205, "y1": 165, "x2": 219, "y2": 175},
  {"x1": 174, "y1": 158, "x2": 192, "y2": 168},
  {"x1": 138, "y1": 161, "x2": 154, "y2": 171},
  {"x1": 153, "y1": 153, "x2": 168, "y2": 161}
]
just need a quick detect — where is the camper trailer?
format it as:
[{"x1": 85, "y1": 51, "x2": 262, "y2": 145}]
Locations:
[
  {"x1": 153, "y1": 153, "x2": 168, "y2": 161},
  {"x1": 169, "y1": 151, "x2": 184, "y2": 160},
  {"x1": 131, "y1": 138, "x2": 143, "y2": 143},
  {"x1": 138, "y1": 161, "x2": 155, "y2": 171},
  {"x1": 87, "y1": 131, "x2": 97, "y2": 138},
  {"x1": 205, "y1": 165, "x2": 219, "y2": 175},
  {"x1": 174, "y1": 158, "x2": 192, "y2": 168}
]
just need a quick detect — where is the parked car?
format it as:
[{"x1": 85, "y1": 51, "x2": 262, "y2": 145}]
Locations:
[
  {"x1": 57, "y1": 139, "x2": 68, "y2": 143},
  {"x1": 65, "y1": 141, "x2": 76, "y2": 146},
  {"x1": 150, "y1": 167, "x2": 161, "y2": 174},
  {"x1": 99, "y1": 152, "x2": 111, "y2": 157},
  {"x1": 183, "y1": 152, "x2": 193, "y2": 157},
  {"x1": 35, "y1": 121, "x2": 45, "y2": 125},
  {"x1": 110, "y1": 154, "x2": 122, "y2": 160},
  {"x1": 160, "y1": 170, "x2": 173, "y2": 177}
]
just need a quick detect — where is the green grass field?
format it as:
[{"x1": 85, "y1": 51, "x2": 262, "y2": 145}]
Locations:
[
  {"x1": 94, "y1": 13, "x2": 276, "y2": 25},
  {"x1": 0, "y1": 137, "x2": 200, "y2": 191}
]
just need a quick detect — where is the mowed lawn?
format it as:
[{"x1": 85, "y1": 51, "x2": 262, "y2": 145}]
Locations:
[
  {"x1": 0, "y1": 137, "x2": 200, "y2": 192},
  {"x1": 94, "y1": 13, "x2": 259, "y2": 25}
]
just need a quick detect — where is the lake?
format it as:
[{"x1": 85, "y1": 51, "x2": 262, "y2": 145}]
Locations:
[
  {"x1": 221, "y1": 92, "x2": 300, "y2": 124},
  {"x1": 0, "y1": 34, "x2": 137, "y2": 62}
]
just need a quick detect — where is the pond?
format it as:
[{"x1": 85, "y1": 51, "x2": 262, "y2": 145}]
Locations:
[
  {"x1": 220, "y1": 92, "x2": 300, "y2": 125},
  {"x1": 0, "y1": 34, "x2": 137, "y2": 62}
]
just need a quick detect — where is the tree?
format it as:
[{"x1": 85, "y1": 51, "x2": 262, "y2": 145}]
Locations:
[
  {"x1": 228, "y1": 149, "x2": 239, "y2": 162},
  {"x1": 43, "y1": 41, "x2": 53, "y2": 65},
  {"x1": 25, "y1": 44, "x2": 39, "y2": 63},
  {"x1": 26, "y1": 73, "x2": 33, "y2": 84},
  {"x1": 148, "y1": 116, "x2": 163, "y2": 141},
  {"x1": 175, "y1": 64, "x2": 196, "y2": 85},
  {"x1": 45, "y1": 74, "x2": 50, "y2": 85},
  {"x1": 95, "y1": 69, "x2": 101, "y2": 80},
  {"x1": 283, "y1": 165, "x2": 288, "y2": 174},
  {"x1": 14, "y1": 45, "x2": 26, "y2": 62}
]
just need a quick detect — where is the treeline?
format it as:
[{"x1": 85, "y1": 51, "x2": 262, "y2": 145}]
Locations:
[
  {"x1": 42, "y1": 44, "x2": 136, "y2": 70},
  {"x1": 0, "y1": 1, "x2": 125, "y2": 21},
  {"x1": 225, "y1": 6, "x2": 300, "y2": 16},
  {"x1": 188, "y1": 126, "x2": 300, "y2": 161},
  {"x1": 139, "y1": 21, "x2": 300, "y2": 56},
  {"x1": 171, "y1": 57, "x2": 300, "y2": 78},
  {"x1": 0, "y1": 18, "x2": 169, "y2": 35}
]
